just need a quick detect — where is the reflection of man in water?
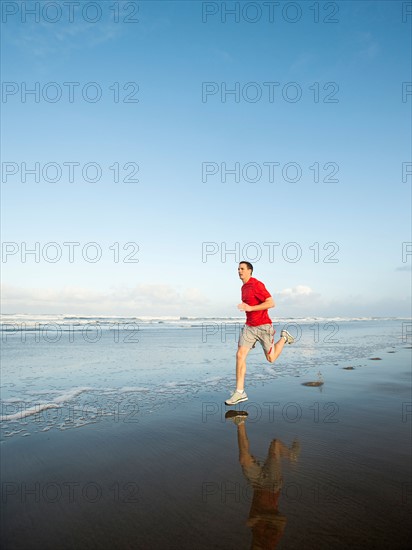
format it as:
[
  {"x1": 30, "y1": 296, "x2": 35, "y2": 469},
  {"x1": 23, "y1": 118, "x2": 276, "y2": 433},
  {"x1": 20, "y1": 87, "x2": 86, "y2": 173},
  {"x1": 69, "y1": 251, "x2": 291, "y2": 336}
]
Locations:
[{"x1": 226, "y1": 412, "x2": 300, "y2": 550}]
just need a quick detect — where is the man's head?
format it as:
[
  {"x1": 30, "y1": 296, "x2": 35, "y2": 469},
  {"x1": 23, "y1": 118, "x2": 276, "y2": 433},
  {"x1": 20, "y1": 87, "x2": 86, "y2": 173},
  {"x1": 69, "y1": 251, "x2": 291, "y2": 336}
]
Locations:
[{"x1": 238, "y1": 261, "x2": 253, "y2": 283}]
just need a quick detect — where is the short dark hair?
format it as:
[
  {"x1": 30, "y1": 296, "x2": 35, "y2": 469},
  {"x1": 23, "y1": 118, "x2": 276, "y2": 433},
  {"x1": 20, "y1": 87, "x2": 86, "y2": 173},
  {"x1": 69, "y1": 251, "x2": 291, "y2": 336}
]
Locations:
[{"x1": 239, "y1": 261, "x2": 253, "y2": 273}]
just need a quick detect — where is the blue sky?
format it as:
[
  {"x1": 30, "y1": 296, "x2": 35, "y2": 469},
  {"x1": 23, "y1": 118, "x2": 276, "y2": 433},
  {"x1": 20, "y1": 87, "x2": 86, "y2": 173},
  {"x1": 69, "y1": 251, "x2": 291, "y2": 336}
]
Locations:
[{"x1": 1, "y1": 0, "x2": 411, "y2": 317}]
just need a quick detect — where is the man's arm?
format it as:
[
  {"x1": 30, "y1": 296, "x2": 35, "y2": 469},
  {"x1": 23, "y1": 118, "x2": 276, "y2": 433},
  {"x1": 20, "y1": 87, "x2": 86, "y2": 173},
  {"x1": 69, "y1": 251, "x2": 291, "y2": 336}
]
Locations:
[{"x1": 238, "y1": 296, "x2": 275, "y2": 312}]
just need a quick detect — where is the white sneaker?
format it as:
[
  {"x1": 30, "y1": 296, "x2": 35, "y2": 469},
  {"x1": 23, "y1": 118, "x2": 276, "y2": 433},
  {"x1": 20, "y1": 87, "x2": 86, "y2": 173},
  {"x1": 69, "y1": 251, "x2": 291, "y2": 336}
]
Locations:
[
  {"x1": 281, "y1": 329, "x2": 295, "y2": 344},
  {"x1": 225, "y1": 390, "x2": 248, "y2": 406}
]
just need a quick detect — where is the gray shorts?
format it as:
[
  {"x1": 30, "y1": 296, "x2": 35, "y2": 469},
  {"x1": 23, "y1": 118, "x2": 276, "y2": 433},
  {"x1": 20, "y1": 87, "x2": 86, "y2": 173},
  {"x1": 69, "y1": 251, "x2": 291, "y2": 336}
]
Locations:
[
  {"x1": 242, "y1": 456, "x2": 283, "y2": 492},
  {"x1": 238, "y1": 324, "x2": 275, "y2": 354}
]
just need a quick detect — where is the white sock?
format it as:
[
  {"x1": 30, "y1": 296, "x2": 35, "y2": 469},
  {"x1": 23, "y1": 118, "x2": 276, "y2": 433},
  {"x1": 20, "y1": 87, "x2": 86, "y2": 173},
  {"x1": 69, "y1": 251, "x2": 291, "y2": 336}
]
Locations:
[{"x1": 236, "y1": 389, "x2": 245, "y2": 394}]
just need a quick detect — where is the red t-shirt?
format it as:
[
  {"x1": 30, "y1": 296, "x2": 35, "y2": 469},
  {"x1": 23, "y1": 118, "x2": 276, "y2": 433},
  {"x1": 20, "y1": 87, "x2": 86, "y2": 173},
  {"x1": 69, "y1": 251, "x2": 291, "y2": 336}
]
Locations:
[{"x1": 241, "y1": 277, "x2": 272, "y2": 327}]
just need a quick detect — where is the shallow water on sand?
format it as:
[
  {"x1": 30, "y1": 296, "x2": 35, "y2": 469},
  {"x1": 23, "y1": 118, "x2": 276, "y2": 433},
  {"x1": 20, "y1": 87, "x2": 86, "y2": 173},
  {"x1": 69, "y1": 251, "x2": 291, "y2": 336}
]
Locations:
[
  {"x1": 1, "y1": 320, "x2": 411, "y2": 549},
  {"x1": 0, "y1": 319, "x2": 406, "y2": 439}
]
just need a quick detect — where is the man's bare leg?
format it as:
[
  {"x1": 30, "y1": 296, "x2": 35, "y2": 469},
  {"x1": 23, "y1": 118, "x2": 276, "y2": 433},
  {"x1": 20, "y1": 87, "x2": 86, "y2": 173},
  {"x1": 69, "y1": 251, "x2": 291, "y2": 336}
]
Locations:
[
  {"x1": 265, "y1": 329, "x2": 295, "y2": 363},
  {"x1": 265, "y1": 337, "x2": 286, "y2": 364},
  {"x1": 269, "y1": 438, "x2": 301, "y2": 462},
  {"x1": 225, "y1": 346, "x2": 251, "y2": 405},
  {"x1": 237, "y1": 422, "x2": 255, "y2": 469},
  {"x1": 236, "y1": 345, "x2": 251, "y2": 391}
]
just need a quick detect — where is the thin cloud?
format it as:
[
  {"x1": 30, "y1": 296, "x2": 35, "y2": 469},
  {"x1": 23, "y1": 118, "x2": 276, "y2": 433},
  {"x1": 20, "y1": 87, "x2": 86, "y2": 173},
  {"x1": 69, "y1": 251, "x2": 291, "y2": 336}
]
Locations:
[
  {"x1": 1, "y1": 283, "x2": 208, "y2": 315},
  {"x1": 211, "y1": 48, "x2": 234, "y2": 63},
  {"x1": 277, "y1": 285, "x2": 321, "y2": 303},
  {"x1": 3, "y1": 12, "x2": 124, "y2": 61},
  {"x1": 354, "y1": 31, "x2": 380, "y2": 61}
]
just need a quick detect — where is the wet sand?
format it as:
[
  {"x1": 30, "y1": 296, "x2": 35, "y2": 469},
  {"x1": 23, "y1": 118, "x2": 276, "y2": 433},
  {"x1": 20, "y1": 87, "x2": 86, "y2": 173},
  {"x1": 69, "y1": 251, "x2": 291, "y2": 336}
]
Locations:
[{"x1": 1, "y1": 345, "x2": 411, "y2": 549}]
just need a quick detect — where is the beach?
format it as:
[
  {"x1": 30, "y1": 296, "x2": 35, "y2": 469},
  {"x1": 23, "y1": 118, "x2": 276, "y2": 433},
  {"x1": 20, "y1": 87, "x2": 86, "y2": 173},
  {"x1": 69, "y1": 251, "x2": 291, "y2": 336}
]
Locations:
[{"x1": 1, "y1": 318, "x2": 411, "y2": 549}]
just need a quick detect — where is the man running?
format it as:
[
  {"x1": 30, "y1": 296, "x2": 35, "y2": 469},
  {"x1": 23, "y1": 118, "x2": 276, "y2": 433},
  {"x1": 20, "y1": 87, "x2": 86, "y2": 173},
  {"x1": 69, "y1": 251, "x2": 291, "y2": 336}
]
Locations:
[{"x1": 225, "y1": 261, "x2": 294, "y2": 406}]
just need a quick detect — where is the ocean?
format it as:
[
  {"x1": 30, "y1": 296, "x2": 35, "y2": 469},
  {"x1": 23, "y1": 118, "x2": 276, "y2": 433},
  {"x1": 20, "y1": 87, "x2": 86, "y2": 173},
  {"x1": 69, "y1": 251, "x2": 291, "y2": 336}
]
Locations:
[{"x1": 1, "y1": 315, "x2": 409, "y2": 440}]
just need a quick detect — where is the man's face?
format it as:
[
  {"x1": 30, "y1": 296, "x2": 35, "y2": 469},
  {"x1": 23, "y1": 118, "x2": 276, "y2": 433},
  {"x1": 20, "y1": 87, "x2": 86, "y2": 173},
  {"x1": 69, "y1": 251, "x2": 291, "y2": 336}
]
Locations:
[{"x1": 238, "y1": 263, "x2": 252, "y2": 282}]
